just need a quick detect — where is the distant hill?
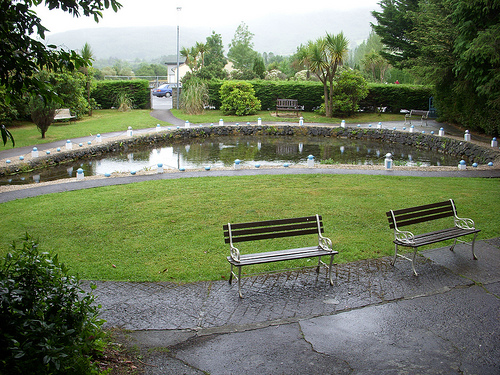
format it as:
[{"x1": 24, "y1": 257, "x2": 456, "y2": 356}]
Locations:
[{"x1": 45, "y1": 8, "x2": 375, "y2": 61}]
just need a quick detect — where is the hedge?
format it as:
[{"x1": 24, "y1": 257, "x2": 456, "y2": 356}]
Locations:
[
  {"x1": 359, "y1": 84, "x2": 433, "y2": 113},
  {"x1": 207, "y1": 80, "x2": 433, "y2": 114},
  {"x1": 91, "y1": 80, "x2": 151, "y2": 109}
]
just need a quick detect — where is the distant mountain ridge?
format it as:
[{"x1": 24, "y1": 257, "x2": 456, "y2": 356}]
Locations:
[{"x1": 45, "y1": 8, "x2": 375, "y2": 61}]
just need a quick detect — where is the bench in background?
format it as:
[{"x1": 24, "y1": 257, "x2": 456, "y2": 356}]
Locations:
[
  {"x1": 404, "y1": 109, "x2": 429, "y2": 125},
  {"x1": 276, "y1": 98, "x2": 304, "y2": 117},
  {"x1": 53, "y1": 108, "x2": 76, "y2": 123},
  {"x1": 386, "y1": 199, "x2": 480, "y2": 276},
  {"x1": 223, "y1": 215, "x2": 338, "y2": 298}
]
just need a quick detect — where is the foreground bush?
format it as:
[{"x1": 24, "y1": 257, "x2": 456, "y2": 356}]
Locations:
[
  {"x1": 0, "y1": 234, "x2": 105, "y2": 374},
  {"x1": 220, "y1": 81, "x2": 261, "y2": 116}
]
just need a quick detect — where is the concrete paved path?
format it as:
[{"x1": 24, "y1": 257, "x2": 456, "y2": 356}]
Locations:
[{"x1": 84, "y1": 238, "x2": 500, "y2": 374}]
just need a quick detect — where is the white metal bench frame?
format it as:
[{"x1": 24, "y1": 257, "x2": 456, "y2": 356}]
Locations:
[{"x1": 404, "y1": 109, "x2": 429, "y2": 125}]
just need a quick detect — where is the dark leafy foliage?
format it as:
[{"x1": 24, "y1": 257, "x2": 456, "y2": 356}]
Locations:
[
  {"x1": 91, "y1": 79, "x2": 151, "y2": 109},
  {"x1": 0, "y1": 234, "x2": 105, "y2": 374}
]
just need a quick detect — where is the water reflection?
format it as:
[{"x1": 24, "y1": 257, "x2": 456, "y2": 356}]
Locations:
[{"x1": 1, "y1": 135, "x2": 459, "y2": 185}]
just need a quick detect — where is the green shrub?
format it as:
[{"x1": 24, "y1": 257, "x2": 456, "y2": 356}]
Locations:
[
  {"x1": 181, "y1": 77, "x2": 209, "y2": 115},
  {"x1": 331, "y1": 70, "x2": 369, "y2": 116},
  {"x1": 91, "y1": 79, "x2": 150, "y2": 109},
  {"x1": 0, "y1": 234, "x2": 105, "y2": 375},
  {"x1": 220, "y1": 81, "x2": 261, "y2": 116}
]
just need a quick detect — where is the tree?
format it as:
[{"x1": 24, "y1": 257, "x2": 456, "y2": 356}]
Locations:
[
  {"x1": 227, "y1": 22, "x2": 259, "y2": 72},
  {"x1": 0, "y1": 0, "x2": 122, "y2": 146},
  {"x1": 253, "y1": 56, "x2": 266, "y2": 79},
  {"x1": 407, "y1": 0, "x2": 500, "y2": 135},
  {"x1": 297, "y1": 32, "x2": 349, "y2": 117},
  {"x1": 182, "y1": 31, "x2": 228, "y2": 81},
  {"x1": 80, "y1": 42, "x2": 94, "y2": 116},
  {"x1": 28, "y1": 69, "x2": 88, "y2": 138},
  {"x1": 361, "y1": 51, "x2": 391, "y2": 82},
  {"x1": 371, "y1": 0, "x2": 420, "y2": 69}
]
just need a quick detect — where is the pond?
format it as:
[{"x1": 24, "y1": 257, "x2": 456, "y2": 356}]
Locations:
[{"x1": 0, "y1": 135, "x2": 459, "y2": 185}]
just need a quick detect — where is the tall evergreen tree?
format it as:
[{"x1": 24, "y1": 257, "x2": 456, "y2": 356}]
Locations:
[{"x1": 371, "y1": 0, "x2": 420, "y2": 69}]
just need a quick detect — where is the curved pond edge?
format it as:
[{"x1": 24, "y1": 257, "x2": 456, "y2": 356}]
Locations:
[{"x1": 1, "y1": 125, "x2": 499, "y2": 177}]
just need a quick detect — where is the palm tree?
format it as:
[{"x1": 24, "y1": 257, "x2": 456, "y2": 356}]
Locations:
[
  {"x1": 180, "y1": 47, "x2": 194, "y2": 70},
  {"x1": 80, "y1": 43, "x2": 94, "y2": 116},
  {"x1": 298, "y1": 32, "x2": 349, "y2": 117},
  {"x1": 195, "y1": 42, "x2": 207, "y2": 68},
  {"x1": 324, "y1": 32, "x2": 349, "y2": 116}
]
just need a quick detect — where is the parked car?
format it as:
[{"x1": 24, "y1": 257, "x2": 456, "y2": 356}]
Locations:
[{"x1": 152, "y1": 84, "x2": 173, "y2": 97}]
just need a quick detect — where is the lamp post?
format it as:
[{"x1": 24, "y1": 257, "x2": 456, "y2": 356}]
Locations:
[{"x1": 176, "y1": 6, "x2": 181, "y2": 110}]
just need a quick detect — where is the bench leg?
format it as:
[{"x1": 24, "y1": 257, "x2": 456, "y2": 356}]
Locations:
[
  {"x1": 391, "y1": 243, "x2": 399, "y2": 266},
  {"x1": 328, "y1": 254, "x2": 335, "y2": 285},
  {"x1": 411, "y1": 247, "x2": 419, "y2": 276},
  {"x1": 316, "y1": 257, "x2": 322, "y2": 273},
  {"x1": 471, "y1": 232, "x2": 479, "y2": 260},
  {"x1": 237, "y1": 266, "x2": 243, "y2": 298},
  {"x1": 391, "y1": 243, "x2": 419, "y2": 276},
  {"x1": 229, "y1": 264, "x2": 234, "y2": 285}
]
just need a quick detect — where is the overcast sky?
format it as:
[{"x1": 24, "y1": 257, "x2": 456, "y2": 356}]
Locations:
[{"x1": 34, "y1": 0, "x2": 381, "y2": 34}]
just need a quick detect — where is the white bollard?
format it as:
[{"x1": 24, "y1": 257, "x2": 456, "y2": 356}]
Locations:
[
  {"x1": 377, "y1": 122, "x2": 382, "y2": 129},
  {"x1": 384, "y1": 153, "x2": 393, "y2": 170},
  {"x1": 127, "y1": 126, "x2": 133, "y2": 137},
  {"x1": 258, "y1": 117, "x2": 262, "y2": 125},
  {"x1": 410, "y1": 125, "x2": 414, "y2": 133},
  {"x1": 96, "y1": 134, "x2": 102, "y2": 143},
  {"x1": 464, "y1": 130, "x2": 471, "y2": 142},
  {"x1": 341, "y1": 120, "x2": 345, "y2": 128},
  {"x1": 31, "y1": 147, "x2": 38, "y2": 158},
  {"x1": 157, "y1": 163, "x2": 164, "y2": 174},
  {"x1": 156, "y1": 124, "x2": 161, "y2": 132},
  {"x1": 491, "y1": 137, "x2": 498, "y2": 148},
  {"x1": 307, "y1": 155, "x2": 314, "y2": 168},
  {"x1": 458, "y1": 160, "x2": 466, "y2": 170},
  {"x1": 299, "y1": 117, "x2": 304, "y2": 126},
  {"x1": 219, "y1": 119, "x2": 224, "y2": 126},
  {"x1": 234, "y1": 159, "x2": 241, "y2": 170},
  {"x1": 439, "y1": 128, "x2": 445, "y2": 136},
  {"x1": 185, "y1": 120, "x2": 190, "y2": 128},
  {"x1": 66, "y1": 140, "x2": 72, "y2": 150},
  {"x1": 76, "y1": 168, "x2": 84, "y2": 180}
]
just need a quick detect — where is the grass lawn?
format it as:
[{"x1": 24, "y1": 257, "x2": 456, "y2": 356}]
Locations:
[
  {"x1": 171, "y1": 109, "x2": 404, "y2": 125},
  {"x1": 3, "y1": 109, "x2": 168, "y2": 149},
  {"x1": 1, "y1": 174, "x2": 498, "y2": 283}
]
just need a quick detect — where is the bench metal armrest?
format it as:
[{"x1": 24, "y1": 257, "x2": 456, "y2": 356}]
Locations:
[
  {"x1": 319, "y1": 235, "x2": 333, "y2": 251},
  {"x1": 230, "y1": 246, "x2": 241, "y2": 262},
  {"x1": 454, "y1": 216, "x2": 475, "y2": 230},
  {"x1": 395, "y1": 229, "x2": 415, "y2": 244}
]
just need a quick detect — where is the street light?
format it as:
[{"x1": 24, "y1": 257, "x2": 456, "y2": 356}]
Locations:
[{"x1": 176, "y1": 6, "x2": 181, "y2": 110}]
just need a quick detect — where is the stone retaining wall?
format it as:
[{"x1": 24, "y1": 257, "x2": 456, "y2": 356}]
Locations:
[{"x1": 1, "y1": 125, "x2": 499, "y2": 176}]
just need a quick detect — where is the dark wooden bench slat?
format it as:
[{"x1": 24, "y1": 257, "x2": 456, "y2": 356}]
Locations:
[
  {"x1": 224, "y1": 215, "x2": 319, "y2": 230},
  {"x1": 225, "y1": 221, "x2": 321, "y2": 239},
  {"x1": 388, "y1": 200, "x2": 451, "y2": 216},
  {"x1": 388, "y1": 211, "x2": 455, "y2": 229},
  {"x1": 227, "y1": 248, "x2": 336, "y2": 266},
  {"x1": 226, "y1": 228, "x2": 321, "y2": 244},
  {"x1": 396, "y1": 227, "x2": 479, "y2": 246}
]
